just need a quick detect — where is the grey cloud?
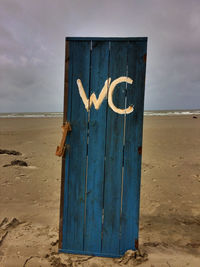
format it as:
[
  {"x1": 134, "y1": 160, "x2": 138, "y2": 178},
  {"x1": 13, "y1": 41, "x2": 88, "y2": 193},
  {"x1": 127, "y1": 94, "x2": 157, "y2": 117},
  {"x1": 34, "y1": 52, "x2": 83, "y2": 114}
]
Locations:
[{"x1": 0, "y1": 0, "x2": 199, "y2": 112}]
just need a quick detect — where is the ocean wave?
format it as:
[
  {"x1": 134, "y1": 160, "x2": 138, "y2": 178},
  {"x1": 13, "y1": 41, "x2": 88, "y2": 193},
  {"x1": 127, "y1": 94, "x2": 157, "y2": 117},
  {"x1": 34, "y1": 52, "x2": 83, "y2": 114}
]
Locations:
[
  {"x1": 144, "y1": 110, "x2": 200, "y2": 116},
  {"x1": 0, "y1": 110, "x2": 199, "y2": 118},
  {"x1": 0, "y1": 113, "x2": 63, "y2": 118}
]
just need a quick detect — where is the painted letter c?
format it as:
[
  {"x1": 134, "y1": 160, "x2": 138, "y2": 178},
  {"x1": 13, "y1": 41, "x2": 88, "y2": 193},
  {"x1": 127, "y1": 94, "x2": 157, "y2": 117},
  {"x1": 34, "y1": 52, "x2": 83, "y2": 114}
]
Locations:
[{"x1": 108, "y1": 77, "x2": 134, "y2": 114}]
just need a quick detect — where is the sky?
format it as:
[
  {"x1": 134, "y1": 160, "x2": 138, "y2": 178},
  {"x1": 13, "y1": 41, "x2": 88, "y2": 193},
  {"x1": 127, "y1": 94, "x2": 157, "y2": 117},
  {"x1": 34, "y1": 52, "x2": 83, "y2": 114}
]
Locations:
[{"x1": 0, "y1": 0, "x2": 200, "y2": 112}]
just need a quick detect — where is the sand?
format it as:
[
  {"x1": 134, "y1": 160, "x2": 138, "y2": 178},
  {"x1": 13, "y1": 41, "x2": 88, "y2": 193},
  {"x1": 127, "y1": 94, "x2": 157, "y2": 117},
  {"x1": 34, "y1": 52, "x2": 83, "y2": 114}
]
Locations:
[{"x1": 0, "y1": 116, "x2": 199, "y2": 266}]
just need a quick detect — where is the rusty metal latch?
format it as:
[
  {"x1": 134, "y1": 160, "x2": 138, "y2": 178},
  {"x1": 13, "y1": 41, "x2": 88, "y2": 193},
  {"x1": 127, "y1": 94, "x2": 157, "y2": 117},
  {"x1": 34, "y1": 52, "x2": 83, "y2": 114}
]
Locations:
[{"x1": 56, "y1": 122, "x2": 71, "y2": 157}]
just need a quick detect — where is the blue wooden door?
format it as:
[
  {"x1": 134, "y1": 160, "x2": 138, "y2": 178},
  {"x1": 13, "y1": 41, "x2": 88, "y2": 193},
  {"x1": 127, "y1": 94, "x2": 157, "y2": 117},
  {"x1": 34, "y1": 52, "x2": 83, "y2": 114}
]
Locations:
[{"x1": 59, "y1": 37, "x2": 147, "y2": 257}]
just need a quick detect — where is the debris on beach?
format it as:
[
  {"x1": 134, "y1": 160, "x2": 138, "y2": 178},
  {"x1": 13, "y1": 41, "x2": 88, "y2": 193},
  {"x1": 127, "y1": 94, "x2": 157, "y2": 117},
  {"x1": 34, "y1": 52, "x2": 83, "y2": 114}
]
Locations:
[
  {"x1": 186, "y1": 242, "x2": 200, "y2": 248},
  {"x1": 193, "y1": 116, "x2": 197, "y2": 119},
  {"x1": 0, "y1": 149, "x2": 21, "y2": 155},
  {"x1": 115, "y1": 249, "x2": 148, "y2": 265},
  {"x1": 143, "y1": 241, "x2": 169, "y2": 248},
  {"x1": 2, "y1": 217, "x2": 21, "y2": 230},
  {"x1": 3, "y1": 160, "x2": 28, "y2": 167},
  {"x1": 49, "y1": 255, "x2": 68, "y2": 267},
  {"x1": 0, "y1": 218, "x2": 22, "y2": 248},
  {"x1": 0, "y1": 231, "x2": 8, "y2": 247},
  {"x1": 51, "y1": 239, "x2": 59, "y2": 246},
  {"x1": 11, "y1": 160, "x2": 28, "y2": 167},
  {"x1": 0, "y1": 217, "x2": 8, "y2": 228},
  {"x1": 0, "y1": 217, "x2": 22, "y2": 231}
]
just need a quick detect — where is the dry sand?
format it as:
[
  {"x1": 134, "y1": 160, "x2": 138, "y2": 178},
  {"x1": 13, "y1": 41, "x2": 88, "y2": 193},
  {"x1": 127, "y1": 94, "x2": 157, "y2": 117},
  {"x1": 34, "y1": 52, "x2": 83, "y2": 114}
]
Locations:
[{"x1": 0, "y1": 116, "x2": 200, "y2": 266}]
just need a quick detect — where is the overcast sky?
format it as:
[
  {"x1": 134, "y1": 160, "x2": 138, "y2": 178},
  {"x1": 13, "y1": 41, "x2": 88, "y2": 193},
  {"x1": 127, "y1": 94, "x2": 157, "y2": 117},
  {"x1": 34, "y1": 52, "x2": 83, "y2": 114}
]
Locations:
[{"x1": 0, "y1": 0, "x2": 199, "y2": 112}]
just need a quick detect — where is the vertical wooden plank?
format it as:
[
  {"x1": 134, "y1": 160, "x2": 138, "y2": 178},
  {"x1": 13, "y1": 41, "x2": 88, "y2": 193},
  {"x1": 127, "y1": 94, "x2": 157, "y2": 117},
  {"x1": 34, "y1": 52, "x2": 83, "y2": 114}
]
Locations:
[
  {"x1": 63, "y1": 40, "x2": 70, "y2": 124},
  {"x1": 120, "y1": 40, "x2": 147, "y2": 254},
  {"x1": 102, "y1": 41, "x2": 128, "y2": 255},
  {"x1": 59, "y1": 40, "x2": 69, "y2": 249},
  {"x1": 84, "y1": 41, "x2": 109, "y2": 253},
  {"x1": 62, "y1": 40, "x2": 73, "y2": 249},
  {"x1": 64, "y1": 40, "x2": 91, "y2": 250}
]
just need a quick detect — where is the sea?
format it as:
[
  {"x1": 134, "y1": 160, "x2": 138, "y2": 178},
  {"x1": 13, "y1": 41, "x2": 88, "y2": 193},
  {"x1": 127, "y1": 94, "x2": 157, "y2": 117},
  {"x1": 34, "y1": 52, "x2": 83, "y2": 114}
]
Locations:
[{"x1": 0, "y1": 110, "x2": 199, "y2": 118}]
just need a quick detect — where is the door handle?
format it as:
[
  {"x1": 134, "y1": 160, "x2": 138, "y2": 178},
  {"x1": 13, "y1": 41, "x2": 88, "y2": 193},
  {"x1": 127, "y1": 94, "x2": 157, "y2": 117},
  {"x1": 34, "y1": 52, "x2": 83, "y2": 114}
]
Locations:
[{"x1": 56, "y1": 122, "x2": 71, "y2": 157}]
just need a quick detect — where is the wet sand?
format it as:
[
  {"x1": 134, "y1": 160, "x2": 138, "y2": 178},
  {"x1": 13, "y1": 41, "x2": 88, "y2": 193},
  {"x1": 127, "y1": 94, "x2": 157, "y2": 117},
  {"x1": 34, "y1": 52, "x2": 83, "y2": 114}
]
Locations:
[{"x1": 0, "y1": 116, "x2": 200, "y2": 266}]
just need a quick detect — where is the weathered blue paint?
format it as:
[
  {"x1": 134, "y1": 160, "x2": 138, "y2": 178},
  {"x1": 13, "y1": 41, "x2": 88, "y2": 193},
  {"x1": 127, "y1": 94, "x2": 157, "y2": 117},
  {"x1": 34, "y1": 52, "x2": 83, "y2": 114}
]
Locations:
[
  {"x1": 62, "y1": 40, "x2": 73, "y2": 249},
  {"x1": 63, "y1": 40, "x2": 91, "y2": 250},
  {"x1": 84, "y1": 41, "x2": 110, "y2": 253},
  {"x1": 120, "y1": 41, "x2": 147, "y2": 254},
  {"x1": 102, "y1": 41, "x2": 128, "y2": 255},
  {"x1": 60, "y1": 37, "x2": 147, "y2": 257}
]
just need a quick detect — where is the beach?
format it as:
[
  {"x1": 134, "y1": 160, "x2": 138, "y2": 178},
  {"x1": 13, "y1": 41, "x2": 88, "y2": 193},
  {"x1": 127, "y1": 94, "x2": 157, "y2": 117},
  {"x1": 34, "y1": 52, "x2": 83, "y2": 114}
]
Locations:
[{"x1": 0, "y1": 115, "x2": 200, "y2": 266}]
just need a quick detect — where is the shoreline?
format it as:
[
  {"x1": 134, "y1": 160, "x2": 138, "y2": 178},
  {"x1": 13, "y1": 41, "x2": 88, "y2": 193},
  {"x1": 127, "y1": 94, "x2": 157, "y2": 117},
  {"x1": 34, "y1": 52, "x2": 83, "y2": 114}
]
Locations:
[{"x1": 0, "y1": 109, "x2": 199, "y2": 119}]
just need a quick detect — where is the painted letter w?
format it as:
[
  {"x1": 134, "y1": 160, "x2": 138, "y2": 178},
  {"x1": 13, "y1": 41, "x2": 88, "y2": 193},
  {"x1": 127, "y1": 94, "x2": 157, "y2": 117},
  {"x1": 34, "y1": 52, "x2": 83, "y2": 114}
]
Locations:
[{"x1": 77, "y1": 78, "x2": 111, "y2": 111}]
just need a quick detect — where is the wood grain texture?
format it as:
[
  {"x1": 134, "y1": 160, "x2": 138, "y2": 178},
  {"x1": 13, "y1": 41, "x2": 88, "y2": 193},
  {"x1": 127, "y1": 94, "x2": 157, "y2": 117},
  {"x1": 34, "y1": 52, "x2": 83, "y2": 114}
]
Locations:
[
  {"x1": 64, "y1": 40, "x2": 90, "y2": 250},
  {"x1": 84, "y1": 41, "x2": 110, "y2": 253},
  {"x1": 101, "y1": 41, "x2": 128, "y2": 255},
  {"x1": 120, "y1": 41, "x2": 147, "y2": 254},
  {"x1": 62, "y1": 40, "x2": 73, "y2": 249},
  {"x1": 59, "y1": 40, "x2": 69, "y2": 249},
  {"x1": 63, "y1": 41, "x2": 69, "y2": 124}
]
